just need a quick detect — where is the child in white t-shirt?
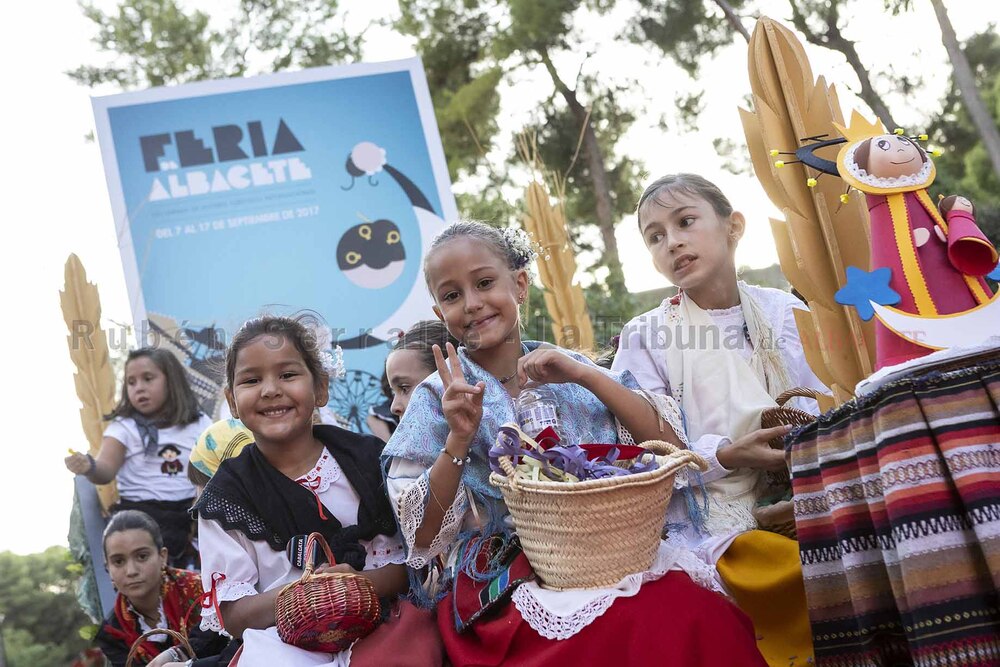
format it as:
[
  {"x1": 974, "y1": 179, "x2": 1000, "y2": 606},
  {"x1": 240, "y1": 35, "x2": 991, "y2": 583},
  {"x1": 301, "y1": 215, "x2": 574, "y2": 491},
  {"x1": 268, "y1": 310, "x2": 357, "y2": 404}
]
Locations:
[{"x1": 66, "y1": 347, "x2": 211, "y2": 567}]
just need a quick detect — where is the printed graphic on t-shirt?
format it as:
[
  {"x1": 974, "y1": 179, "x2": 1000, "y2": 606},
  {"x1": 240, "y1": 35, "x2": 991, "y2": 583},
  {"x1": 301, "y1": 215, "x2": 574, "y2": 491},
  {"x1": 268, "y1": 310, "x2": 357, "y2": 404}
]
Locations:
[{"x1": 158, "y1": 444, "x2": 184, "y2": 476}]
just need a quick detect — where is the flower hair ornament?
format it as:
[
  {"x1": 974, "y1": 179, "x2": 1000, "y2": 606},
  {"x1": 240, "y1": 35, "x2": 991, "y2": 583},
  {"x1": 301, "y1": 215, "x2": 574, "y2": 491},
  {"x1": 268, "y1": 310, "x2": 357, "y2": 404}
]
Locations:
[
  {"x1": 499, "y1": 226, "x2": 538, "y2": 273},
  {"x1": 312, "y1": 325, "x2": 346, "y2": 380}
]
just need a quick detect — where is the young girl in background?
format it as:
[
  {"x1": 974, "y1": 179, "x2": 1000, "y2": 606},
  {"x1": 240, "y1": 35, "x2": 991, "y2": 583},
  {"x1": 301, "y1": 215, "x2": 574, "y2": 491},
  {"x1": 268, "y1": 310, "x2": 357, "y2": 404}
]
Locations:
[
  {"x1": 368, "y1": 321, "x2": 458, "y2": 440},
  {"x1": 385, "y1": 320, "x2": 458, "y2": 419},
  {"x1": 365, "y1": 373, "x2": 398, "y2": 442},
  {"x1": 95, "y1": 510, "x2": 228, "y2": 667},
  {"x1": 65, "y1": 348, "x2": 211, "y2": 567},
  {"x1": 613, "y1": 173, "x2": 829, "y2": 667},
  {"x1": 193, "y1": 315, "x2": 441, "y2": 666},
  {"x1": 383, "y1": 221, "x2": 766, "y2": 666}
]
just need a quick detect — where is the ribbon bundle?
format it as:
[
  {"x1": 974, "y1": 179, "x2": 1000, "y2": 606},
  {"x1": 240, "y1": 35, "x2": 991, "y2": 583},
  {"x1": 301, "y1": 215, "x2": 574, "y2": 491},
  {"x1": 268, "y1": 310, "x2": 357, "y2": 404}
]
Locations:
[{"x1": 489, "y1": 424, "x2": 659, "y2": 483}]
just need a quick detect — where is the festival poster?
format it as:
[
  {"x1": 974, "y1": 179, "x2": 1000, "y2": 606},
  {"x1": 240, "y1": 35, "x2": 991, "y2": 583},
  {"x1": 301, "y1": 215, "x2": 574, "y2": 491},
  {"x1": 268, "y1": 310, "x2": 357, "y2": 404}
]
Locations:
[{"x1": 92, "y1": 58, "x2": 457, "y2": 430}]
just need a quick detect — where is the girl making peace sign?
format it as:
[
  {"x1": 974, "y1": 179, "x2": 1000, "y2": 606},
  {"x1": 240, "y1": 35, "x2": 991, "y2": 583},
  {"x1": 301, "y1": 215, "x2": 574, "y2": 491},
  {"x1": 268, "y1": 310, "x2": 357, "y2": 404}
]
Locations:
[{"x1": 382, "y1": 221, "x2": 767, "y2": 666}]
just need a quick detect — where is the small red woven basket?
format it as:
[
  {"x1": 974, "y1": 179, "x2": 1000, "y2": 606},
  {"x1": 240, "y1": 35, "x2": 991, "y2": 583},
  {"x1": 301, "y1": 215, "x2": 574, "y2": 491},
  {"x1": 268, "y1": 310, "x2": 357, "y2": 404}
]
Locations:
[{"x1": 274, "y1": 532, "x2": 382, "y2": 653}]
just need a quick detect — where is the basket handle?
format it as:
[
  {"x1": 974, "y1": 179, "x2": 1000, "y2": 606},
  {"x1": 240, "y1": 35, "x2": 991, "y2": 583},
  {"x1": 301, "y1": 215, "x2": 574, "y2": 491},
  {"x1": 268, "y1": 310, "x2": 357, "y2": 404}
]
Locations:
[
  {"x1": 497, "y1": 440, "x2": 709, "y2": 481},
  {"x1": 302, "y1": 532, "x2": 336, "y2": 578},
  {"x1": 774, "y1": 387, "x2": 821, "y2": 406},
  {"x1": 639, "y1": 439, "x2": 709, "y2": 472},
  {"x1": 125, "y1": 628, "x2": 194, "y2": 667},
  {"x1": 639, "y1": 440, "x2": 678, "y2": 456},
  {"x1": 498, "y1": 455, "x2": 518, "y2": 479},
  {"x1": 497, "y1": 456, "x2": 523, "y2": 493}
]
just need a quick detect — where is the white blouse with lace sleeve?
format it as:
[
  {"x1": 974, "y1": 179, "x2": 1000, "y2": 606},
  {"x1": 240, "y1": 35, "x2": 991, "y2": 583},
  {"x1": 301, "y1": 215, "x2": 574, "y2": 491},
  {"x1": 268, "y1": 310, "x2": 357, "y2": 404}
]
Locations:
[
  {"x1": 198, "y1": 449, "x2": 406, "y2": 635},
  {"x1": 384, "y1": 456, "x2": 483, "y2": 570}
]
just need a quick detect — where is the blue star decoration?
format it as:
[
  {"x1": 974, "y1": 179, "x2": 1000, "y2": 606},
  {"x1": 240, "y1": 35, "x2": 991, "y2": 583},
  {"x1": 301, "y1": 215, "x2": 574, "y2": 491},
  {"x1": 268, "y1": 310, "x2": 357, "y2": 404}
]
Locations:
[
  {"x1": 988, "y1": 261, "x2": 1000, "y2": 282},
  {"x1": 835, "y1": 266, "x2": 901, "y2": 321}
]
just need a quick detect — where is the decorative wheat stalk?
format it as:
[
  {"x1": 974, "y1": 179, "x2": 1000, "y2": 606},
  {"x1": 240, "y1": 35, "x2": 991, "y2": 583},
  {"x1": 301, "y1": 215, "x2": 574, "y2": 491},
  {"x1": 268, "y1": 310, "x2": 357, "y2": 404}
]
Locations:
[
  {"x1": 61, "y1": 254, "x2": 119, "y2": 510},
  {"x1": 740, "y1": 18, "x2": 875, "y2": 406},
  {"x1": 517, "y1": 136, "x2": 595, "y2": 352}
]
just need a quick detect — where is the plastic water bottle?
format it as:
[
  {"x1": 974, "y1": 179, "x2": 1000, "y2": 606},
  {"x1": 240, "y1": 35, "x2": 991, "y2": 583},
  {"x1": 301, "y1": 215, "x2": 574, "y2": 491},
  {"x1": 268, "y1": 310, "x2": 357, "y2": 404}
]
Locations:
[{"x1": 516, "y1": 385, "x2": 561, "y2": 439}]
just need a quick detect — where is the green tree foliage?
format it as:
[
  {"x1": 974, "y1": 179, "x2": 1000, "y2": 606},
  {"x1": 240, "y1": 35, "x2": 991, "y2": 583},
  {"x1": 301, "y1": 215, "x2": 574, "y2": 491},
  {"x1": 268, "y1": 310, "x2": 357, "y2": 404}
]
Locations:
[
  {"x1": 631, "y1": 0, "x2": 750, "y2": 76},
  {"x1": 628, "y1": 0, "x2": 754, "y2": 170},
  {"x1": 519, "y1": 80, "x2": 647, "y2": 323},
  {"x1": 500, "y1": 0, "x2": 581, "y2": 55},
  {"x1": 927, "y1": 27, "x2": 1000, "y2": 245},
  {"x1": 396, "y1": 0, "x2": 505, "y2": 181},
  {"x1": 0, "y1": 548, "x2": 92, "y2": 667},
  {"x1": 395, "y1": 0, "x2": 647, "y2": 321},
  {"x1": 786, "y1": 0, "x2": 899, "y2": 129},
  {"x1": 630, "y1": 0, "x2": 911, "y2": 168},
  {"x1": 68, "y1": 0, "x2": 363, "y2": 89},
  {"x1": 69, "y1": 0, "x2": 224, "y2": 87},
  {"x1": 888, "y1": 0, "x2": 1000, "y2": 183}
]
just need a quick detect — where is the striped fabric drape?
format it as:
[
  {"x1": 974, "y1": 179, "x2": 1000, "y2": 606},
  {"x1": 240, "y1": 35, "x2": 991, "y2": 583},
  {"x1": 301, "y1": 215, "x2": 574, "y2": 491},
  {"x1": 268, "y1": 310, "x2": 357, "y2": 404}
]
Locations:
[{"x1": 789, "y1": 357, "x2": 1000, "y2": 667}]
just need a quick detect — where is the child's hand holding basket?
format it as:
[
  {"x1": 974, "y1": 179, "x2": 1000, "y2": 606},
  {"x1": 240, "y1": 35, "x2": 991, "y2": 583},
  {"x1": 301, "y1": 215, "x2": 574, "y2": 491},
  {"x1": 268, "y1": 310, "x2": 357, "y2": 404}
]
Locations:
[{"x1": 274, "y1": 532, "x2": 382, "y2": 653}]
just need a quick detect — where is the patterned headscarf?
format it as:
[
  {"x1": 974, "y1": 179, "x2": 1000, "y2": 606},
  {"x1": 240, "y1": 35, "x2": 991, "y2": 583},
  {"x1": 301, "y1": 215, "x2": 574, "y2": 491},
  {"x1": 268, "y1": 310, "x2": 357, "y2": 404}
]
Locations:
[{"x1": 189, "y1": 419, "x2": 253, "y2": 478}]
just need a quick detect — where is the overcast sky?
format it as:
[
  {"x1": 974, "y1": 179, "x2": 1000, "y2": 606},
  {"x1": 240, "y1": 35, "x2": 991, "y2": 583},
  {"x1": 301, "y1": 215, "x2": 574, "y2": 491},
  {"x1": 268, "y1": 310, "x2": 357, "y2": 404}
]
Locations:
[{"x1": 1, "y1": 0, "x2": 995, "y2": 554}]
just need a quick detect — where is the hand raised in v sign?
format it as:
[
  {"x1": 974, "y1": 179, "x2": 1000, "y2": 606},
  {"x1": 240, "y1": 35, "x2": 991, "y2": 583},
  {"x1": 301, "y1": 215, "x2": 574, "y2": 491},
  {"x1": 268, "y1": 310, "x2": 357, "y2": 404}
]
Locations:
[{"x1": 433, "y1": 342, "x2": 486, "y2": 451}]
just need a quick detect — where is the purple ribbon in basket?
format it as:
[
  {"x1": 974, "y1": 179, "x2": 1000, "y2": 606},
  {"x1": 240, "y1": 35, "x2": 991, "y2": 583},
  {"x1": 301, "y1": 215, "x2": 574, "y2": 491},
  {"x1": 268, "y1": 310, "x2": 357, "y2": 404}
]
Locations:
[
  {"x1": 542, "y1": 446, "x2": 593, "y2": 480},
  {"x1": 489, "y1": 425, "x2": 546, "y2": 474},
  {"x1": 542, "y1": 446, "x2": 633, "y2": 480},
  {"x1": 629, "y1": 452, "x2": 659, "y2": 474},
  {"x1": 489, "y1": 426, "x2": 661, "y2": 480},
  {"x1": 587, "y1": 460, "x2": 630, "y2": 480}
]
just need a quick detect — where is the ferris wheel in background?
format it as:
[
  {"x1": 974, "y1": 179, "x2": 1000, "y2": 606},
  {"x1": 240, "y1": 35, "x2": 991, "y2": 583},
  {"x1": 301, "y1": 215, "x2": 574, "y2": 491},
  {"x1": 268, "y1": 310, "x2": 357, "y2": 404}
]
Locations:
[{"x1": 327, "y1": 368, "x2": 386, "y2": 434}]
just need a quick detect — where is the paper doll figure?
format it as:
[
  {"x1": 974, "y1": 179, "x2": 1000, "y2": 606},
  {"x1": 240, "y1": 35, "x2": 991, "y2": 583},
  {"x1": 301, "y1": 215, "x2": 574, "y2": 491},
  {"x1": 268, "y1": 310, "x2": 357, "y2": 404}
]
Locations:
[{"x1": 833, "y1": 112, "x2": 998, "y2": 369}]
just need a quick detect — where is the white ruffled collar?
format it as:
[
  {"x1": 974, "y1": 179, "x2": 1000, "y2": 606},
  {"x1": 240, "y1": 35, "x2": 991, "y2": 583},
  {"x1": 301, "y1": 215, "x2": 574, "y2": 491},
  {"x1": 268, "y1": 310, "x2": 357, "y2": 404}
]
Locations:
[{"x1": 296, "y1": 449, "x2": 342, "y2": 494}]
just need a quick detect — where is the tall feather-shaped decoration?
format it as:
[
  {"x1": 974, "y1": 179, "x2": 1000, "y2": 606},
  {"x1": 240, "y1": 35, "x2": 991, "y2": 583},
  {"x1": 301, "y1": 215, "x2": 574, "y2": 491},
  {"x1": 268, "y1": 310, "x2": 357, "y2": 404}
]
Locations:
[
  {"x1": 60, "y1": 254, "x2": 119, "y2": 511},
  {"x1": 518, "y1": 136, "x2": 595, "y2": 352},
  {"x1": 740, "y1": 17, "x2": 875, "y2": 406}
]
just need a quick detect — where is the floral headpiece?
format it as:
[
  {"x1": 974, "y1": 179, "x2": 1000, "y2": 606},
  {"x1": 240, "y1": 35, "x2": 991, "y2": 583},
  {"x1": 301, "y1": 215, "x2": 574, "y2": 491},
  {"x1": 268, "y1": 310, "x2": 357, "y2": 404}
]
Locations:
[{"x1": 312, "y1": 325, "x2": 346, "y2": 379}]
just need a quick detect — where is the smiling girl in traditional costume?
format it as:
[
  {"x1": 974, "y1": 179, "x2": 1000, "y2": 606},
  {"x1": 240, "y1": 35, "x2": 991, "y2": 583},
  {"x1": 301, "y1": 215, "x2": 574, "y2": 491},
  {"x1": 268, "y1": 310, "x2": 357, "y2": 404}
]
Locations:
[
  {"x1": 194, "y1": 315, "x2": 441, "y2": 666},
  {"x1": 382, "y1": 220, "x2": 766, "y2": 666}
]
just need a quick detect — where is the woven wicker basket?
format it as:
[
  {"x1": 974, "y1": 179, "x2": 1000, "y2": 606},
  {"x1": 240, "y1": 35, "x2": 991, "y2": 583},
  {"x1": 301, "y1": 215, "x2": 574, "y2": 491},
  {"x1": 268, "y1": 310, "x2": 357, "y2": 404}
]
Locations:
[
  {"x1": 274, "y1": 532, "x2": 382, "y2": 653},
  {"x1": 489, "y1": 440, "x2": 707, "y2": 591},
  {"x1": 752, "y1": 500, "x2": 797, "y2": 539},
  {"x1": 125, "y1": 628, "x2": 194, "y2": 667},
  {"x1": 756, "y1": 388, "x2": 820, "y2": 540},
  {"x1": 760, "y1": 388, "x2": 819, "y2": 447}
]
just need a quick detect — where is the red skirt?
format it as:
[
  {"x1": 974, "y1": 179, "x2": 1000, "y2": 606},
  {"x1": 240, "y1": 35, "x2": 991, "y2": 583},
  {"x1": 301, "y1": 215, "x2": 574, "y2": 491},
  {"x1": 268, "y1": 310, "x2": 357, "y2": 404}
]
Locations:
[
  {"x1": 351, "y1": 600, "x2": 444, "y2": 666},
  {"x1": 438, "y1": 571, "x2": 767, "y2": 667}
]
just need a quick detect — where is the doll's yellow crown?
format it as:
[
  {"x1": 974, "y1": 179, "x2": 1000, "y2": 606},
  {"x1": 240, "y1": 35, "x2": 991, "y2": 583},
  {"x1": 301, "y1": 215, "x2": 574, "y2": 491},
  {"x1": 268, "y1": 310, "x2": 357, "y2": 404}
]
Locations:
[{"x1": 832, "y1": 110, "x2": 887, "y2": 143}]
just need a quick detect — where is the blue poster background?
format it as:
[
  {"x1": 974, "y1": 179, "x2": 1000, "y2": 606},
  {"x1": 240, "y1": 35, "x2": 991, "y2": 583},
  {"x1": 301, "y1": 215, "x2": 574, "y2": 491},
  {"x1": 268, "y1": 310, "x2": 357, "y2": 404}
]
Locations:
[{"x1": 95, "y1": 61, "x2": 455, "y2": 430}]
